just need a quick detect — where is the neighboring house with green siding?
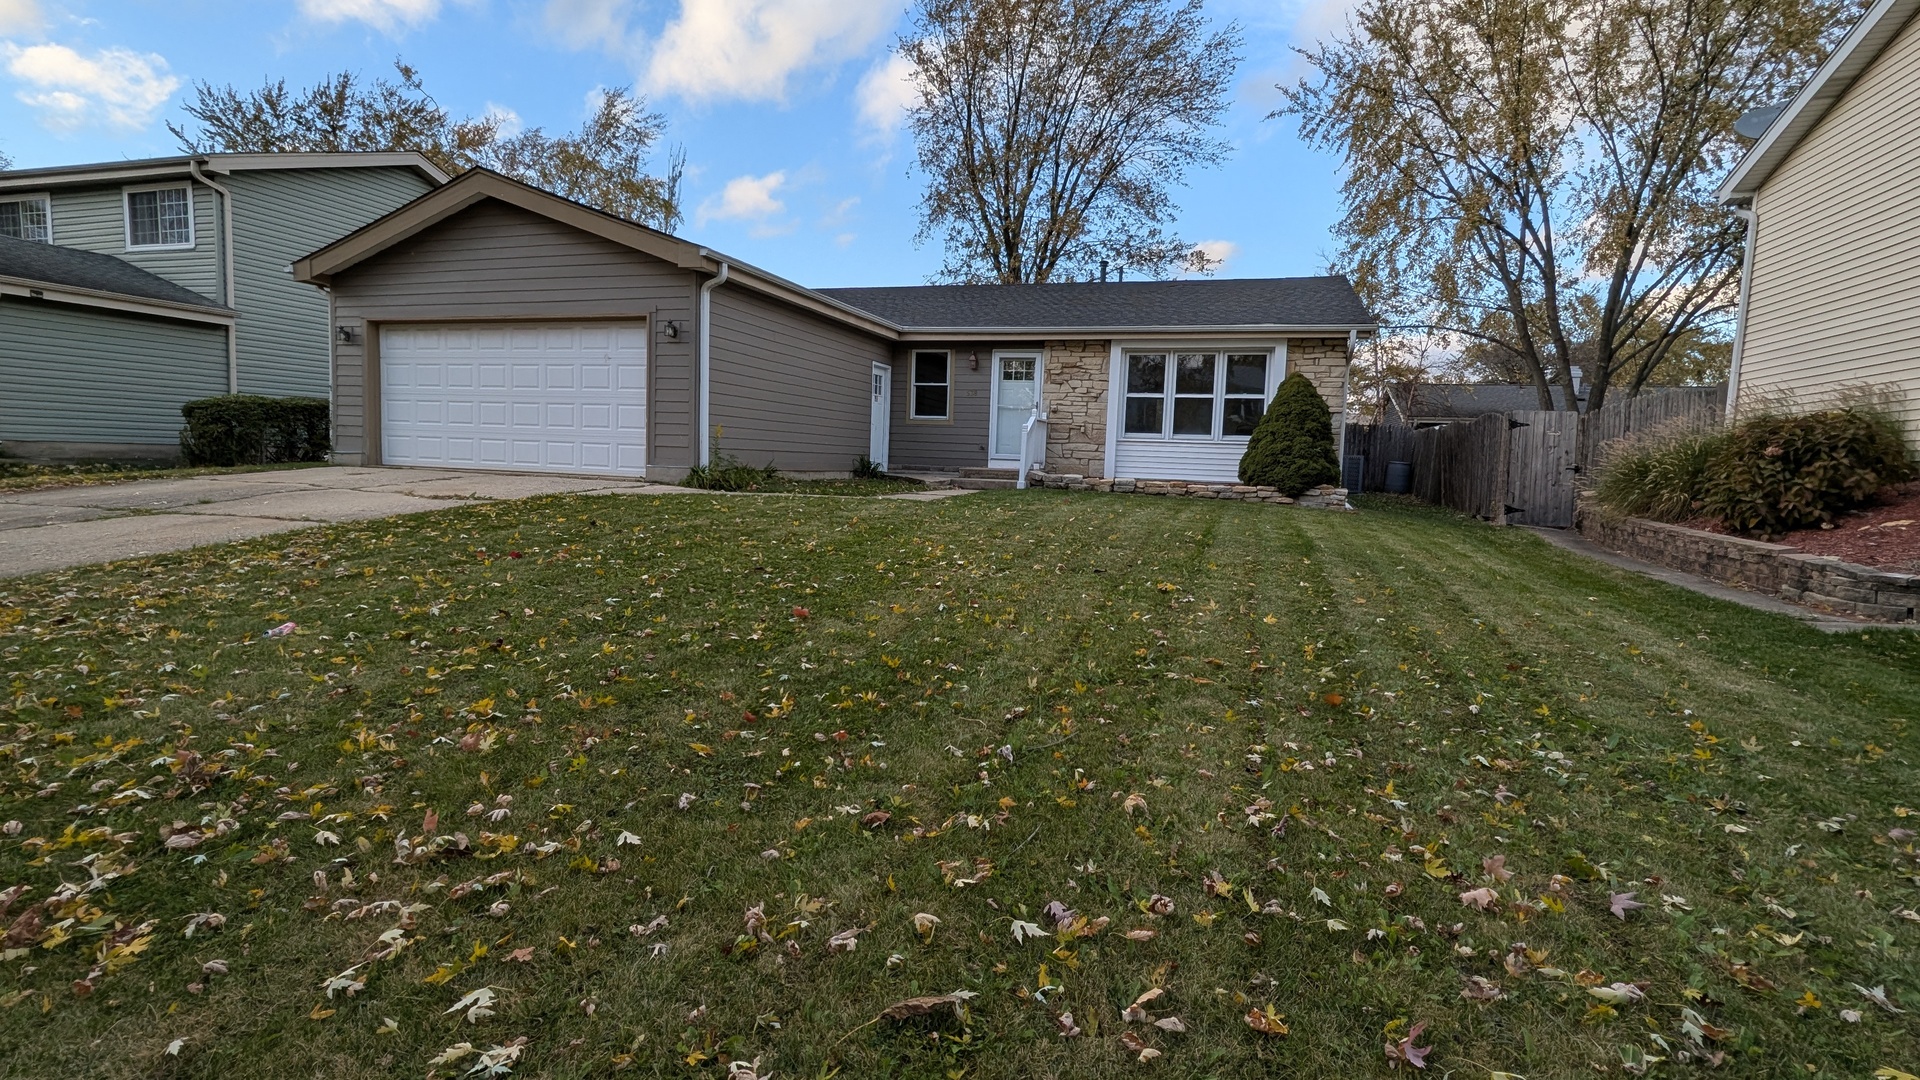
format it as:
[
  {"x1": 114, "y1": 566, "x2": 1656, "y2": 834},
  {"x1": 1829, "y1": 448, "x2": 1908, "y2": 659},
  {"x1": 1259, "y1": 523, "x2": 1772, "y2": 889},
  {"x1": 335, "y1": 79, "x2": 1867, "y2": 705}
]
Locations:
[{"x1": 0, "y1": 153, "x2": 445, "y2": 458}]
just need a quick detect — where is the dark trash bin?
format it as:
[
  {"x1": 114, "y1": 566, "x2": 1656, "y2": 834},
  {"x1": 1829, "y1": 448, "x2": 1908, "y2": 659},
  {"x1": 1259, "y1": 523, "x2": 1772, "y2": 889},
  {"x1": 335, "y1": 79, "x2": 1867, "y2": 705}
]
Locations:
[{"x1": 1385, "y1": 461, "x2": 1413, "y2": 494}]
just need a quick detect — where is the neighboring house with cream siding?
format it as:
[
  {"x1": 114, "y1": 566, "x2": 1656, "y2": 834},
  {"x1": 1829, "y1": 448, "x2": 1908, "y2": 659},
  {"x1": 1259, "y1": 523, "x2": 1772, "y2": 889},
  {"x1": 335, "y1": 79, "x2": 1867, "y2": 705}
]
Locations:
[
  {"x1": 0, "y1": 153, "x2": 444, "y2": 458},
  {"x1": 1718, "y1": 0, "x2": 1920, "y2": 445}
]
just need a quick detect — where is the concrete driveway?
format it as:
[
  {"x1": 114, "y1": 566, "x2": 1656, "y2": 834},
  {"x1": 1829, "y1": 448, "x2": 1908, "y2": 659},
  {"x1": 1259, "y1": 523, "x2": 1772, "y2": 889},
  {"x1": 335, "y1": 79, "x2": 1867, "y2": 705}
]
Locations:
[{"x1": 0, "y1": 466, "x2": 671, "y2": 580}]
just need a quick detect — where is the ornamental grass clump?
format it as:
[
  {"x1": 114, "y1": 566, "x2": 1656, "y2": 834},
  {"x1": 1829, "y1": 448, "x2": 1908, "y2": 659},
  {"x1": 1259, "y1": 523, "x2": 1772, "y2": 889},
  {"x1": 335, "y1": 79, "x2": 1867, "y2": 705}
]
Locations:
[
  {"x1": 1239, "y1": 373, "x2": 1339, "y2": 495},
  {"x1": 1591, "y1": 421, "x2": 1728, "y2": 523}
]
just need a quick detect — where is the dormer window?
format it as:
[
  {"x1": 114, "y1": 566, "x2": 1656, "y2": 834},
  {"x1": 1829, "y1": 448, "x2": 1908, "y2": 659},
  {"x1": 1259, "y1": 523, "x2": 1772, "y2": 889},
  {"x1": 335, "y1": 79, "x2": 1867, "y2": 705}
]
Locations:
[
  {"x1": 0, "y1": 195, "x2": 51, "y2": 243},
  {"x1": 125, "y1": 184, "x2": 193, "y2": 249}
]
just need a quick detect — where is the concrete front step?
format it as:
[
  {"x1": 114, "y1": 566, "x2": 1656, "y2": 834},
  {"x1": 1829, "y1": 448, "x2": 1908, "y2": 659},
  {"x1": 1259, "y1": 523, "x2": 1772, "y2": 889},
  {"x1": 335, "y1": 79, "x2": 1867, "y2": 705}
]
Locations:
[
  {"x1": 958, "y1": 468, "x2": 1018, "y2": 479},
  {"x1": 953, "y1": 476, "x2": 1018, "y2": 490}
]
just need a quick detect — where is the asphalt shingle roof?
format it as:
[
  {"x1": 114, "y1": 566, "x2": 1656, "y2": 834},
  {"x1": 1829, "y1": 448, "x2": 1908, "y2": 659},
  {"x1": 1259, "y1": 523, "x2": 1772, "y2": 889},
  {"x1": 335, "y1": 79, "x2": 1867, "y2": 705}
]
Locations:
[
  {"x1": 1391, "y1": 383, "x2": 1584, "y2": 419},
  {"x1": 0, "y1": 236, "x2": 226, "y2": 310},
  {"x1": 817, "y1": 276, "x2": 1373, "y2": 331}
]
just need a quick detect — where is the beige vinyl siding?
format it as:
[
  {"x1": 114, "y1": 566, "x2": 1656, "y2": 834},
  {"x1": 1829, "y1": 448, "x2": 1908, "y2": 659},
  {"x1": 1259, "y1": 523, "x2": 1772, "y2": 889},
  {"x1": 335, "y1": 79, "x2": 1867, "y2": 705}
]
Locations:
[
  {"x1": 225, "y1": 167, "x2": 436, "y2": 397},
  {"x1": 708, "y1": 287, "x2": 891, "y2": 473},
  {"x1": 44, "y1": 184, "x2": 222, "y2": 301},
  {"x1": 1739, "y1": 10, "x2": 1920, "y2": 442},
  {"x1": 325, "y1": 199, "x2": 696, "y2": 469},
  {"x1": 0, "y1": 297, "x2": 227, "y2": 444},
  {"x1": 884, "y1": 342, "x2": 1021, "y2": 470}
]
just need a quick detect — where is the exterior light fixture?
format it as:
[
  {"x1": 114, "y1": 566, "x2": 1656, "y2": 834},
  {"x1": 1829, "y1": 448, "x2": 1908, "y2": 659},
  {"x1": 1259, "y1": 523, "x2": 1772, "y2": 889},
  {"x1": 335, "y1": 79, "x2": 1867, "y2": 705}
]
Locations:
[
  {"x1": 968, "y1": 350, "x2": 979, "y2": 370},
  {"x1": 661, "y1": 320, "x2": 681, "y2": 340},
  {"x1": 335, "y1": 325, "x2": 358, "y2": 345}
]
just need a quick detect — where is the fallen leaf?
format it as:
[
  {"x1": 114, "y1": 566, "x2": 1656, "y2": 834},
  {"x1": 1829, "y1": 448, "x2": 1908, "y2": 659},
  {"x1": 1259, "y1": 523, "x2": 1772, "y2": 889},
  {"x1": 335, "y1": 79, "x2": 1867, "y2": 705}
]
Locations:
[
  {"x1": 1385, "y1": 1019, "x2": 1431, "y2": 1069},
  {"x1": 878, "y1": 990, "x2": 978, "y2": 1021},
  {"x1": 1459, "y1": 888, "x2": 1498, "y2": 911},
  {"x1": 1245, "y1": 1004, "x2": 1290, "y2": 1036},
  {"x1": 1609, "y1": 892, "x2": 1647, "y2": 920}
]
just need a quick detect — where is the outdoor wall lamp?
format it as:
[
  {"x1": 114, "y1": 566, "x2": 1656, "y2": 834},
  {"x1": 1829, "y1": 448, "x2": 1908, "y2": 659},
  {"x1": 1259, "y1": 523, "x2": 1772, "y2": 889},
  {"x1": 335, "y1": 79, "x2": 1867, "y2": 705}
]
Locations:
[
  {"x1": 660, "y1": 320, "x2": 681, "y2": 340},
  {"x1": 968, "y1": 350, "x2": 979, "y2": 370},
  {"x1": 335, "y1": 325, "x2": 358, "y2": 345}
]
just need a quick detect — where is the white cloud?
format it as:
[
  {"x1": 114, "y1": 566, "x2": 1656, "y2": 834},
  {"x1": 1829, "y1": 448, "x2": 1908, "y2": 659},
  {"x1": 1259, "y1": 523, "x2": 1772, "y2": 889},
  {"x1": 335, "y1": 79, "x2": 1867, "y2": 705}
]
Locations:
[
  {"x1": 855, "y1": 52, "x2": 915, "y2": 139},
  {"x1": 5, "y1": 43, "x2": 178, "y2": 130},
  {"x1": 643, "y1": 0, "x2": 897, "y2": 103},
  {"x1": 698, "y1": 170, "x2": 787, "y2": 226},
  {"x1": 297, "y1": 0, "x2": 442, "y2": 33},
  {"x1": 482, "y1": 101, "x2": 523, "y2": 137},
  {"x1": 544, "y1": 0, "x2": 636, "y2": 54},
  {"x1": 0, "y1": 0, "x2": 44, "y2": 35},
  {"x1": 1189, "y1": 239, "x2": 1240, "y2": 275}
]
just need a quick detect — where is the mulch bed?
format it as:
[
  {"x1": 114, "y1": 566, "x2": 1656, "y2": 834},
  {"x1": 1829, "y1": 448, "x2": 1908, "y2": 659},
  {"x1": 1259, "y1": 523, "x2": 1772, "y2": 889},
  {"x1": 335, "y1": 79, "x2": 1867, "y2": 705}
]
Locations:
[{"x1": 1686, "y1": 481, "x2": 1920, "y2": 573}]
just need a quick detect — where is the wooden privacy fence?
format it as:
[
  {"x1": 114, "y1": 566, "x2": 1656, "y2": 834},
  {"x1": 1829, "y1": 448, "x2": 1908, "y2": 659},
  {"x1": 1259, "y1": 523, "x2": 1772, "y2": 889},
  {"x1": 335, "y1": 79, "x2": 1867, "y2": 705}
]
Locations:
[{"x1": 1346, "y1": 386, "x2": 1723, "y2": 527}]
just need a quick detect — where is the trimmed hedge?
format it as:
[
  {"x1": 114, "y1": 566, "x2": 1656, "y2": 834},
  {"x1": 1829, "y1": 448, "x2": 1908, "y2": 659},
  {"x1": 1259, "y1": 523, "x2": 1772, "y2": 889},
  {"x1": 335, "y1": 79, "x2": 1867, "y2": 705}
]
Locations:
[
  {"x1": 179, "y1": 395, "x2": 331, "y2": 467},
  {"x1": 1239, "y1": 372, "x2": 1339, "y2": 495}
]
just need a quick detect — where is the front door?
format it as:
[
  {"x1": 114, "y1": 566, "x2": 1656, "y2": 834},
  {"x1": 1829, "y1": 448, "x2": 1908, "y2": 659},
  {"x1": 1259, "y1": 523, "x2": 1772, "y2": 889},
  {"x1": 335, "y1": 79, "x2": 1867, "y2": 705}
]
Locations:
[
  {"x1": 988, "y1": 352, "x2": 1041, "y2": 465},
  {"x1": 869, "y1": 362, "x2": 890, "y2": 471}
]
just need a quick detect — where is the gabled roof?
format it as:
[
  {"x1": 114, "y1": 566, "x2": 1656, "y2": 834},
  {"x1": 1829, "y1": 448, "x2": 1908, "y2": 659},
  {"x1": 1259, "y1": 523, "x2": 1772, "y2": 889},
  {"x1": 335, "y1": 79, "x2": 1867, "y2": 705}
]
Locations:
[
  {"x1": 292, "y1": 169, "x2": 899, "y2": 338},
  {"x1": 1717, "y1": 0, "x2": 1920, "y2": 202},
  {"x1": 0, "y1": 235, "x2": 233, "y2": 324},
  {"x1": 297, "y1": 169, "x2": 1380, "y2": 341},
  {"x1": 820, "y1": 278, "x2": 1373, "y2": 334},
  {"x1": 0, "y1": 152, "x2": 449, "y2": 192}
]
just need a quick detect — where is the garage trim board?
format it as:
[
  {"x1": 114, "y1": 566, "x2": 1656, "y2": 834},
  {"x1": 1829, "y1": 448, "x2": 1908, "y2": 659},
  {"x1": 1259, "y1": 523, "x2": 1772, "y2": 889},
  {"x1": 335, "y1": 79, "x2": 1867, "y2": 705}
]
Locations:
[{"x1": 378, "y1": 321, "x2": 647, "y2": 477}]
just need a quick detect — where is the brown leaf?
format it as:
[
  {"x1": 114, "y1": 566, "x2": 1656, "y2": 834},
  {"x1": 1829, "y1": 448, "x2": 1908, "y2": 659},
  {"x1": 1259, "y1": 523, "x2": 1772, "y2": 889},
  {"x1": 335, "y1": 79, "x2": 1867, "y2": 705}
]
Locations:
[
  {"x1": 878, "y1": 991, "x2": 977, "y2": 1021},
  {"x1": 1245, "y1": 1005, "x2": 1290, "y2": 1036}
]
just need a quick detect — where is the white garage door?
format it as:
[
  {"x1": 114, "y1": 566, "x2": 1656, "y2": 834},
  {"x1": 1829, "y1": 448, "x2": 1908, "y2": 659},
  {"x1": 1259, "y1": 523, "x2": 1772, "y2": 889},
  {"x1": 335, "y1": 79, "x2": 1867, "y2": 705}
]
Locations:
[{"x1": 380, "y1": 322, "x2": 646, "y2": 476}]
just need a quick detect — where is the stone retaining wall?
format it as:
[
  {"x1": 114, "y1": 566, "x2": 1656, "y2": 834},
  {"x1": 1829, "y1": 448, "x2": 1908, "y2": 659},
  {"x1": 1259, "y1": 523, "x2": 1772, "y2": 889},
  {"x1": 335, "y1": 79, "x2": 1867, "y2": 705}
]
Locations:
[
  {"x1": 1574, "y1": 501, "x2": 1919, "y2": 622},
  {"x1": 1027, "y1": 471, "x2": 1353, "y2": 510}
]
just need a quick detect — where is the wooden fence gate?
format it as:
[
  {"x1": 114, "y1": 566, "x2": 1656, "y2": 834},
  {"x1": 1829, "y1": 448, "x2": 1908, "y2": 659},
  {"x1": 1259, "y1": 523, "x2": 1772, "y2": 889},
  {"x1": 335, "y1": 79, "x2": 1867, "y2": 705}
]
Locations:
[{"x1": 1503, "y1": 410, "x2": 1579, "y2": 527}]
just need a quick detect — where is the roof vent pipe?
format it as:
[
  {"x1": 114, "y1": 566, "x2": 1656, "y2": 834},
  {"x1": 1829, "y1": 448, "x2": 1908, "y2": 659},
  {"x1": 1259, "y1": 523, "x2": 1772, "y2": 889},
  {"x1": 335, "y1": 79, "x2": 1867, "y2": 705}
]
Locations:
[{"x1": 697, "y1": 254, "x2": 731, "y2": 467}]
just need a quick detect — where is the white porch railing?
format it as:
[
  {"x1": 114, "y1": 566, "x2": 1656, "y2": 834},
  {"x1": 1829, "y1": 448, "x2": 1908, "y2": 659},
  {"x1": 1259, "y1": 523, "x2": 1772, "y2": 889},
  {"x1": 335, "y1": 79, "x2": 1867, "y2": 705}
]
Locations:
[{"x1": 1015, "y1": 404, "x2": 1048, "y2": 490}]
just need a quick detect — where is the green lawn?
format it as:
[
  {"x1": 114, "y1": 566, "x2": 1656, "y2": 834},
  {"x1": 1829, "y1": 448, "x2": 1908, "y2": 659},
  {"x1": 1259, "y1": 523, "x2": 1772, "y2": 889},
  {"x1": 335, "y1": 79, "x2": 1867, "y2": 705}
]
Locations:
[{"x1": 1, "y1": 492, "x2": 1916, "y2": 1079}]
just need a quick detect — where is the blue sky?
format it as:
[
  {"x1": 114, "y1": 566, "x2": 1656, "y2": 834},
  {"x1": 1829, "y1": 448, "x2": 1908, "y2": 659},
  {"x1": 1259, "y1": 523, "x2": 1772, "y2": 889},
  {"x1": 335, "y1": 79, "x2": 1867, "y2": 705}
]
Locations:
[{"x1": 0, "y1": 0, "x2": 1355, "y2": 288}]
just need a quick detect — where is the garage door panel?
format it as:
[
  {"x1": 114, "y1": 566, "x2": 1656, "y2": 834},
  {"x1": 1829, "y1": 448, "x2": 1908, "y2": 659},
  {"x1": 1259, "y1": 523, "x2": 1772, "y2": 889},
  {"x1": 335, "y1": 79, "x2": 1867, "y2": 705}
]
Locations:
[{"x1": 381, "y1": 322, "x2": 646, "y2": 476}]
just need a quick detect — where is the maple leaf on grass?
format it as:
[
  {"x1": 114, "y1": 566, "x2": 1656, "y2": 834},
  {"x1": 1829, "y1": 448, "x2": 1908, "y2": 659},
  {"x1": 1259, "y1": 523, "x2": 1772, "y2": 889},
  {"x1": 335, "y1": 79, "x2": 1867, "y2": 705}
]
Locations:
[
  {"x1": 1385, "y1": 1020, "x2": 1432, "y2": 1069},
  {"x1": 1609, "y1": 892, "x2": 1647, "y2": 920}
]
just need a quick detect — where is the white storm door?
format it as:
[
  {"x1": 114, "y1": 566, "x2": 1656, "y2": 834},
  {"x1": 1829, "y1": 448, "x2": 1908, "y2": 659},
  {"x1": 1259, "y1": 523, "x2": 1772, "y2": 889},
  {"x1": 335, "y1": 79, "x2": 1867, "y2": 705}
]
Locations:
[
  {"x1": 379, "y1": 322, "x2": 647, "y2": 476},
  {"x1": 988, "y1": 352, "x2": 1041, "y2": 464},
  {"x1": 869, "y1": 362, "x2": 891, "y2": 471}
]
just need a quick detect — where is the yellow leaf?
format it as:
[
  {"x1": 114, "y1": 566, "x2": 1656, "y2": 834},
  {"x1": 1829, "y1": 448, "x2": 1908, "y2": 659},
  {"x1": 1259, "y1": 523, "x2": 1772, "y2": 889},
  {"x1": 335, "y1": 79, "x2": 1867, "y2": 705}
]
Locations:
[
  {"x1": 309, "y1": 1004, "x2": 336, "y2": 1020},
  {"x1": 469, "y1": 941, "x2": 488, "y2": 963},
  {"x1": 423, "y1": 963, "x2": 460, "y2": 985}
]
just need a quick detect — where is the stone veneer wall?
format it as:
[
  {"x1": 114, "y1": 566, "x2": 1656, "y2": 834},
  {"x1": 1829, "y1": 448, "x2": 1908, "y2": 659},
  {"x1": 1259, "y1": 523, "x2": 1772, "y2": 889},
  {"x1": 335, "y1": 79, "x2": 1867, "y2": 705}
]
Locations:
[
  {"x1": 1574, "y1": 500, "x2": 1919, "y2": 622},
  {"x1": 1042, "y1": 340, "x2": 1110, "y2": 476},
  {"x1": 1288, "y1": 337, "x2": 1351, "y2": 442},
  {"x1": 1038, "y1": 336, "x2": 1352, "y2": 478}
]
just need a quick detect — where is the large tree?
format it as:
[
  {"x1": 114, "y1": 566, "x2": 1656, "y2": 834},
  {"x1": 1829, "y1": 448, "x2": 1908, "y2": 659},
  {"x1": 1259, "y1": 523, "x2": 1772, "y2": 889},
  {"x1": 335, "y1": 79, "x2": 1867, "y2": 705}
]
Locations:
[
  {"x1": 169, "y1": 61, "x2": 683, "y2": 231},
  {"x1": 900, "y1": 0, "x2": 1241, "y2": 283},
  {"x1": 1280, "y1": 0, "x2": 1847, "y2": 410}
]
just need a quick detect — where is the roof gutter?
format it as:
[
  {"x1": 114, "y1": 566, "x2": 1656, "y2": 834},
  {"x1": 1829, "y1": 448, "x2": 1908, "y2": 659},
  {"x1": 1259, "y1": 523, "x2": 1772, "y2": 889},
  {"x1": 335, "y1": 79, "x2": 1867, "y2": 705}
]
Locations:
[
  {"x1": 0, "y1": 275, "x2": 236, "y2": 324},
  {"x1": 188, "y1": 158, "x2": 240, "y2": 393},
  {"x1": 697, "y1": 253, "x2": 731, "y2": 467},
  {"x1": 1723, "y1": 205, "x2": 1758, "y2": 420}
]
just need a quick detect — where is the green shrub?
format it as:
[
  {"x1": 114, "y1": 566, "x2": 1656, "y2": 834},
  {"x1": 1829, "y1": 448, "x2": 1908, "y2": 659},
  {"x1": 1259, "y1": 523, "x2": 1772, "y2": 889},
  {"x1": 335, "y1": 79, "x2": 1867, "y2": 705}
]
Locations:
[
  {"x1": 1239, "y1": 372, "x2": 1339, "y2": 495},
  {"x1": 683, "y1": 432, "x2": 779, "y2": 491},
  {"x1": 179, "y1": 395, "x2": 330, "y2": 467},
  {"x1": 852, "y1": 455, "x2": 885, "y2": 479},
  {"x1": 1699, "y1": 406, "x2": 1915, "y2": 538},
  {"x1": 1591, "y1": 422, "x2": 1729, "y2": 522}
]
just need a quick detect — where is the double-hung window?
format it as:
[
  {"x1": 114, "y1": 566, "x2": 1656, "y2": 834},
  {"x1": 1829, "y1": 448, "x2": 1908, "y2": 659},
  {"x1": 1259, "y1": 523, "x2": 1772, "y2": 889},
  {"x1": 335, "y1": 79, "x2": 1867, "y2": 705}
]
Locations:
[
  {"x1": 1122, "y1": 349, "x2": 1272, "y2": 440},
  {"x1": 910, "y1": 350, "x2": 951, "y2": 419},
  {"x1": 0, "y1": 195, "x2": 52, "y2": 243},
  {"x1": 125, "y1": 185, "x2": 193, "y2": 249}
]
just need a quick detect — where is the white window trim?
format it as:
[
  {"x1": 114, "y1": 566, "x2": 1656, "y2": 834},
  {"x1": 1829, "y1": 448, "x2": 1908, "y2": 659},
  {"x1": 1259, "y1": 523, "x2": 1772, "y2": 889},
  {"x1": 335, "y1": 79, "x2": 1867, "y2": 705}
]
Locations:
[
  {"x1": 0, "y1": 192, "x2": 54, "y2": 243},
  {"x1": 1115, "y1": 343, "x2": 1282, "y2": 444},
  {"x1": 908, "y1": 349, "x2": 952, "y2": 420},
  {"x1": 123, "y1": 182, "x2": 196, "y2": 251}
]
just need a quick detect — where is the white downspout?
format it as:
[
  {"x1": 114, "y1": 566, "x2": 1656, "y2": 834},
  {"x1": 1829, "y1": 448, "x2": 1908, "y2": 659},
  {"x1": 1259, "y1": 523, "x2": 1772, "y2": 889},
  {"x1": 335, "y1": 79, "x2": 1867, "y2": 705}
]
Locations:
[
  {"x1": 1724, "y1": 204, "x2": 1758, "y2": 421},
  {"x1": 697, "y1": 254, "x2": 730, "y2": 467},
  {"x1": 189, "y1": 159, "x2": 238, "y2": 394}
]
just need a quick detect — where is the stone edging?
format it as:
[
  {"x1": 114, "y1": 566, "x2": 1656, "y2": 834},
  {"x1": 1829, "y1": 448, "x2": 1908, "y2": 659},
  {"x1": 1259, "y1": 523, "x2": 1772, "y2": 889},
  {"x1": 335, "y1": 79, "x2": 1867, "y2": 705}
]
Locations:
[
  {"x1": 1026, "y1": 471, "x2": 1354, "y2": 510},
  {"x1": 1573, "y1": 500, "x2": 1919, "y2": 622}
]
